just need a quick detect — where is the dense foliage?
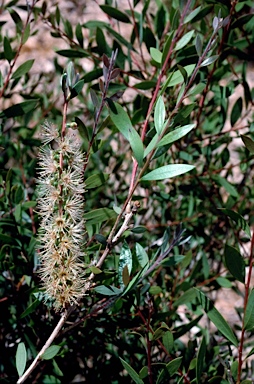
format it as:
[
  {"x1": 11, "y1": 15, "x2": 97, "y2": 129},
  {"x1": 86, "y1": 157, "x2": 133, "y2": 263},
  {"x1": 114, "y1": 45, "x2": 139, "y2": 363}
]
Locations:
[{"x1": 1, "y1": 0, "x2": 254, "y2": 383}]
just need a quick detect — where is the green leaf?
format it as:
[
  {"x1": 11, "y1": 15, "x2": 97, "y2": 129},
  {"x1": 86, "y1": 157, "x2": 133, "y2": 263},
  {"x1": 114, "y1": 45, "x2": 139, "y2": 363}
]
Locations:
[
  {"x1": 109, "y1": 102, "x2": 143, "y2": 165},
  {"x1": 128, "y1": 127, "x2": 144, "y2": 166},
  {"x1": 144, "y1": 133, "x2": 159, "y2": 158},
  {"x1": 231, "y1": 97, "x2": 242, "y2": 126},
  {"x1": 141, "y1": 164, "x2": 195, "y2": 181},
  {"x1": 82, "y1": 69, "x2": 103, "y2": 83},
  {"x1": 109, "y1": 102, "x2": 132, "y2": 140},
  {"x1": 41, "y1": 345, "x2": 61, "y2": 360},
  {"x1": 0, "y1": 100, "x2": 39, "y2": 118},
  {"x1": 150, "y1": 47, "x2": 162, "y2": 64},
  {"x1": 175, "y1": 30, "x2": 194, "y2": 51},
  {"x1": 219, "y1": 209, "x2": 251, "y2": 238},
  {"x1": 134, "y1": 81, "x2": 157, "y2": 90},
  {"x1": 119, "y1": 242, "x2": 132, "y2": 289},
  {"x1": 76, "y1": 23, "x2": 83, "y2": 47},
  {"x1": 12, "y1": 59, "x2": 34, "y2": 79},
  {"x1": 224, "y1": 245, "x2": 245, "y2": 283},
  {"x1": 212, "y1": 175, "x2": 238, "y2": 198},
  {"x1": 244, "y1": 289, "x2": 254, "y2": 331},
  {"x1": 195, "y1": 289, "x2": 238, "y2": 346},
  {"x1": 195, "y1": 34, "x2": 202, "y2": 56},
  {"x1": 184, "y1": 6, "x2": 202, "y2": 23},
  {"x1": 200, "y1": 55, "x2": 219, "y2": 67},
  {"x1": 166, "y1": 357, "x2": 183, "y2": 376},
  {"x1": 154, "y1": 96, "x2": 165, "y2": 135},
  {"x1": 56, "y1": 49, "x2": 89, "y2": 58},
  {"x1": 173, "y1": 288, "x2": 197, "y2": 307},
  {"x1": 16, "y1": 342, "x2": 27, "y2": 377},
  {"x1": 196, "y1": 336, "x2": 206, "y2": 384},
  {"x1": 93, "y1": 285, "x2": 122, "y2": 296},
  {"x1": 119, "y1": 357, "x2": 144, "y2": 384},
  {"x1": 20, "y1": 300, "x2": 40, "y2": 318},
  {"x1": 85, "y1": 173, "x2": 109, "y2": 189},
  {"x1": 157, "y1": 124, "x2": 195, "y2": 147},
  {"x1": 241, "y1": 135, "x2": 254, "y2": 153},
  {"x1": 167, "y1": 64, "x2": 195, "y2": 87},
  {"x1": 100, "y1": 5, "x2": 130, "y2": 23},
  {"x1": 70, "y1": 79, "x2": 85, "y2": 99},
  {"x1": 84, "y1": 208, "x2": 117, "y2": 225},
  {"x1": 3, "y1": 36, "x2": 14, "y2": 62},
  {"x1": 136, "y1": 243, "x2": 149, "y2": 268},
  {"x1": 162, "y1": 331, "x2": 174, "y2": 354}
]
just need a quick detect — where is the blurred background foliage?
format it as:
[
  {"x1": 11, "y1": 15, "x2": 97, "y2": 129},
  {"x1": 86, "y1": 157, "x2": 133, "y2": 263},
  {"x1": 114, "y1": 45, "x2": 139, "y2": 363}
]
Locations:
[{"x1": 1, "y1": 0, "x2": 254, "y2": 383}]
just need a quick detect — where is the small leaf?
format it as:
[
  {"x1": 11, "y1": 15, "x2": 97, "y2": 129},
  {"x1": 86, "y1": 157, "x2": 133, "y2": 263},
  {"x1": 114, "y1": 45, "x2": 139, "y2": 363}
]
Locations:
[
  {"x1": 167, "y1": 64, "x2": 195, "y2": 87},
  {"x1": 231, "y1": 97, "x2": 242, "y2": 126},
  {"x1": 70, "y1": 79, "x2": 85, "y2": 99},
  {"x1": 154, "y1": 96, "x2": 165, "y2": 135},
  {"x1": 166, "y1": 357, "x2": 182, "y2": 376},
  {"x1": 16, "y1": 342, "x2": 27, "y2": 377},
  {"x1": 84, "y1": 208, "x2": 117, "y2": 225},
  {"x1": 195, "y1": 289, "x2": 238, "y2": 346},
  {"x1": 150, "y1": 47, "x2": 162, "y2": 64},
  {"x1": 196, "y1": 337, "x2": 206, "y2": 384},
  {"x1": 0, "y1": 100, "x2": 39, "y2": 118},
  {"x1": 195, "y1": 34, "x2": 202, "y2": 56},
  {"x1": 90, "y1": 88, "x2": 99, "y2": 108},
  {"x1": 110, "y1": 68, "x2": 121, "y2": 80},
  {"x1": 244, "y1": 289, "x2": 254, "y2": 331},
  {"x1": 94, "y1": 285, "x2": 122, "y2": 296},
  {"x1": 119, "y1": 242, "x2": 132, "y2": 289},
  {"x1": 184, "y1": 6, "x2": 202, "y2": 23},
  {"x1": 224, "y1": 245, "x2": 245, "y2": 283},
  {"x1": 41, "y1": 345, "x2": 61, "y2": 360},
  {"x1": 128, "y1": 128, "x2": 144, "y2": 167},
  {"x1": 136, "y1": 243, "x2": 149, "y2": 268},
  {"x1": 75, "y1": 23, "x2": 83, "y2": 47},
  {"x1": 157, "y1": 124, "x2": 195, "y2": 147},
  {"x1": 119, "y1": 357, "x2": 144, "y2": 384},
  {"x1": 85, "y1": 173, "x2": 109, "y2": 189},
  {"x1": 100, "y1": 5, "x2": 130, "y2": 23},
  {"x1": 3, "y1": 36, "x2": 14, "y2": 62},
  {"x1": 175, "y1": 30, "x2": 194, "y2": 51},
  {"x1": 162, "y1": 331, "x2": 174, "y2": 354},
  {"x1": 212, "y1": 175, "x2": 238, "y2": 198},
  {"x1": 56, "y1": 49, "x2": 89, "y2": 58},
  {"x1": 200, "y1": 55, "x2": 219, "y2": 67},
  {"x1": 141, "y1": 164, "x2": 195, "y2": 181},
  {"x1": 12, "y1": 59, "x2": 34, "y2": 79},
  {"x1": 109, "y1": 102, "x2": 132, "y2": 140},
  {"x1": 219, "y1": 209, "x2": 251, "y2": 238},
  {"x1": 134, "y1": 81, "x2": 157, "y2": 90},
  {"x1": 20, "y1": 300, "x2": 40, "y2": 318},
  {"x1": 241, "y1": 135, "x2": 254, "y2": 153}
]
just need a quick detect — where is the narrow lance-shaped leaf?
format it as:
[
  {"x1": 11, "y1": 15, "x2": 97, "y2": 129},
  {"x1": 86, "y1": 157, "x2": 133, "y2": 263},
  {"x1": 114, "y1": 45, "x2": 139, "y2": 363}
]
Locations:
[
  {"x1": 141, "y1": 164, "x2": 195, "y2": 181},
  {"x1": 244, "y1": 288, "x2": 254, "y2": 331},
  {"x1": 119, "y1": 357, "x2": 144, "y2": 384},
  {"x1": 157, "y1": 124, "x2": 195, "y2": 147},
  {"x1": 175, "y1": 30, "x2": 195, "y2": 51},
  {"x1": 241, "y1": 135, "x2": 254, "y2": 153},
  {"x1": 218, "y1": 208, "x2": 251, "y2": 238},
  {"x1": 119, "y1": 242, "x2": 132, "y2": 289},
  {"x1": 224, "y1": 245, "x2": 245, "y2": 283},
  {"x1": 16, "y1": 342, "x2": 27, "y2": 377},
  {"x1": 195, "y1": 288, "x2": 238, "y2": 346},
  {"x1": 41, "y1": 345, "x2": 61, "y2": 360},
  {"x1": 12, "y1": 59, "x2": 34, "y2": 79},
  {"x1": 154, "y1": 96, "x2": 165, "y2": 134}
]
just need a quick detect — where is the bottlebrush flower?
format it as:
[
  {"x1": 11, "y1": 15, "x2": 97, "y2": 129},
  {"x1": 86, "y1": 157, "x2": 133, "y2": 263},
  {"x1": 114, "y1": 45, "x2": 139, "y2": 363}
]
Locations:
[{"x1": 37, "y1": 121, "x2": 86, "y2": 310}]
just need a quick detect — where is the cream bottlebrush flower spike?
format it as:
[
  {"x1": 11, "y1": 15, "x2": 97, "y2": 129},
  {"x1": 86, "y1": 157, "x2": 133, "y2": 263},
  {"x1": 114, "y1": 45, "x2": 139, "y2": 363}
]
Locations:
[{"x1": 37, "y1": 121, "x2": 86, "y2": 310}]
